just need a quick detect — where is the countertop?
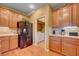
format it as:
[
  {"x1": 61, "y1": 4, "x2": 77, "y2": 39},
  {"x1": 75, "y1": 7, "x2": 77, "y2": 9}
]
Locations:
[
  {"x1": 50, "y1": 34, "x2": 79, "y2": 39},
  {"x1": 0, "y1": 33, "x2": 18, "y2": 37}
]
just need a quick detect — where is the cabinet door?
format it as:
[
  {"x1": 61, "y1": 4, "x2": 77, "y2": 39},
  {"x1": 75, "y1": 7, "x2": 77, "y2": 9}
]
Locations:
[
  {"x1": 9, "y1": 12, "x2": 18, "y2": 28},
  {"x1": 0, "y1": 40, "x2": 1, "y2": 52},
  {"x1": 0, "y1": 8, "x2": 9, "y2": 26},
  {"x1": 52, "y1": 10, "x2": 60, "y2": 27},
  {"x1": 0, "y1": 40, "x2": 1, "y2": 55},
  {"x1": 1, "y1": 37, "x2": 9, "y2": 52},
  {"x1": 49, "y1": 37, "x2": 61, "y2": 53},
  {"x1": 77, "y1": 46, "x2": 79, "y2": 56},
  {"x1": 62, "y1": 42, "x2": 76, "y2": 56},
  {"x1": 60, "y1": 4, "x2": 73, "y2": 27},
  {"x1": 9, "y1": 36, "x2": 18, "y2": 50},
  {"x1": 72, "y1": 4, "x2": 77, "y2": 26},
  {"x1": 72, "y1": 4, "x2": 79, "y2": 26}
]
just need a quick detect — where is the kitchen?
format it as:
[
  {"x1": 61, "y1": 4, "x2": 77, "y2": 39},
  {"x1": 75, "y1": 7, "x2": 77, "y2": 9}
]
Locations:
[{"x1": 0, "y1": 3, "x2": 79, "y2": 56}]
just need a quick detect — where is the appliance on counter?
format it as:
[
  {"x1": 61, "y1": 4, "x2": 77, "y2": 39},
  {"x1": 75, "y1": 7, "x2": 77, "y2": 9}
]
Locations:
[
  {"x1": 61, "y1": 29, "x2": 65, "y2": 35},
  {"x1": 69, "y1": 32, "x2": 78, "y2": 36},
  {"x1": 17, "y1": 21, "x2": 33, "y2": 49},
  {"x1": 52, "y1": 28, "x2": 61, "y2": 35}
]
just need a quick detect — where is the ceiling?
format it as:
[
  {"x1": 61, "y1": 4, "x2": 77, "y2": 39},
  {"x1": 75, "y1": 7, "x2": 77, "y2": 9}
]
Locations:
[{"x1": 1, "y1": 3, "x2": 66, "y2": 15}]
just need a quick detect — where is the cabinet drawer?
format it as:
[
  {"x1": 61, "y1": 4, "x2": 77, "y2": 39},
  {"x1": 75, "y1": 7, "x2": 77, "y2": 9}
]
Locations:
[
  {"x1": 62, "y1": 42, "x2": 76, "y2": 56},
  {"x1": 50, "y1": 36, "x2": 61, "y2": 42},
  {"x1": 62, "y1": 37, "x2": 76, "y2": 45}
]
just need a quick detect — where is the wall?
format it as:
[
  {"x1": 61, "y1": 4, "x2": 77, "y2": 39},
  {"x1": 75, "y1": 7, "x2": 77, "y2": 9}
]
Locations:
[{"x1": 30, "y1": 4, "x2": 53, "y2": 50}]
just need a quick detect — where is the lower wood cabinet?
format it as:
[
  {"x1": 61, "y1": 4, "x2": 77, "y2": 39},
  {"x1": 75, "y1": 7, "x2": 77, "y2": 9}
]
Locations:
[
  {"x1": 77, "y1": 46, "x2": 79, "y2": 56},
  {"x1": 62, "y1": 42, "x2": 76, "y2": 56},
  {"x1": 0, "y1": 40, "x2": 1, "y2": 55},
  {"x1": 0, "y1": 35, "x2": 18, "y2": 53},
  {"x1": 1, "y1": 37, "x2": 9, "y2": 53},
  {"x1": 0, "y1": 40, "x2": 1, "y2": 52},
  {"x1": 9, "y1": 36, "x2": 18, "y2": 50},
  {"x1": 49, "y1": 36, "x2": 62, "y2": 53},
  {"x1": 49, "y1": 36, "x2": 78, "y2": 56}
]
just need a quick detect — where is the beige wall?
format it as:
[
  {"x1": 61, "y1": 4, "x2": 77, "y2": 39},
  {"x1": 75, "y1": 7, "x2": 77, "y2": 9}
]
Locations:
[{"x1": 30, "y1": 4, "x2": 53, "y2": 50}]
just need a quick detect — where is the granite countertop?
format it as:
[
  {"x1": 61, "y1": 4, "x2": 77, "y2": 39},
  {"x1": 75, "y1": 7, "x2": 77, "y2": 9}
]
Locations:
[
  {"x1": 0, "y1": 33, "x2": 18, "y2": 37},
  {"x1": 50, "y1": 34, "x2": 79, "y2": 39}
]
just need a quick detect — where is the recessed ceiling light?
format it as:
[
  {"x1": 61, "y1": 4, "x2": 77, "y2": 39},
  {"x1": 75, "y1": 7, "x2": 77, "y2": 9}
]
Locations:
[{"x1": 29, "y1": 4, "x2": 35, "y2": 9}]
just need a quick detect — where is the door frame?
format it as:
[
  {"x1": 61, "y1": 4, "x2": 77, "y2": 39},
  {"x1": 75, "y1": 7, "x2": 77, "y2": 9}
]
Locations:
[{"x1": 34, "y1": 15, "x2": 48, "y2": 50}]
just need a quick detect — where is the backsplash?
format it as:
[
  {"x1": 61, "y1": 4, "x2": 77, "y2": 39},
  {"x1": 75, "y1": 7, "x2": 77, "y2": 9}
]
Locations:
[
  {"x1": 49, "y1": 27, "x2": 61, "y2": 35},
  {"x1": 0, "y1": 27, "x2": 17, "y2": 34},
  {"x1": 50, "y1": 26, "x2": 79, "y2": 36},
  {"x1": 63, "y1": 26, "x2": 79, "y2": 35}
]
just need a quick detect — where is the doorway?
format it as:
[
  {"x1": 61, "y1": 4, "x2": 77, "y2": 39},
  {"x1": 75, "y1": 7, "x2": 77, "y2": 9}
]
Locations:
[{"x1": 35, "y1": 16, "x2": 46, "y2": 49}]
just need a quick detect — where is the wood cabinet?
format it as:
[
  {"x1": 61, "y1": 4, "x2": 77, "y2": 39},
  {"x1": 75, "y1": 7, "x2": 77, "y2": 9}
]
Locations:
[
  {"x1": 49, "y1": 36, "x2": 62, "y2": 53},
  {"x1": 49, "y1": 36, "x2": 79, "y2": 56},
  {"x1": 0, "y1": 35, "x2": 18, "y2": 53},
  {"x1": 52, "y1": 4, "x2": 72, "y2": 27},
  {"x1": 0, "y1": 8, "x2": 10, "y2": 26},
  {"x1": 0, "y1": 7, "x2": 23, "y2": 29},
  {"x1": 60, "y1": 4, "x2": 73, "y2": 27},
  {"x1": 9, "y1": 35, "x2": 18, "y2": 50},
  {"x1": 0, "y1": 40, "x2": 1, "y2": 52},
  {"x1": 62, "y1": 42, "x2": 76, "y2": 56},
  {"x1": 1, "y1": 37, "x2": 9, "y2": 53},
  {"x1": 77, "y1": 46, "x2": 79, "y2": 56},
  {"x1": 52, "y1": 10, "x2": 61, "y2": 27},
  {"x1": 9, "y1": 12, "x2": 18, "y2": 28},
  {"x1": 0, "y1": 40, "x2": 1, "y2": 55},
  {"x1": 62, "y1": 37, "x2": 76, "y2": 56},
  {"x1": 72, "y1": 4, "x2": 79, "y2": 26},
  {"x1": 9, "y1": 12, "x2": 23, "y2": 29}
]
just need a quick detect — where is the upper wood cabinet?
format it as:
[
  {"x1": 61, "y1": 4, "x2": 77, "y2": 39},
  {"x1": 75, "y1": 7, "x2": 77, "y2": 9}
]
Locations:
[
  {"x1": 52, "y1": 10, "x2": 61, "y2": 27},
  {"x1": 0, "y1": 7, "x2": 23, "y2": 29},
  {"x1": 72, "y1": 4, "x2": 79, "y2": 26},
  {"x1": 52, "y1": 4, "x2": 76, "y2": 27},
  {"x1": 9, "y1": 12, "x2": 23, "y2": 29},
  {"x1": 60, "y1": 4, "x2": 73, "y2": 27},
  {"x1": 9, "y1": 12, "x2": 18, "y2": 28},
  {"x1": 0, "y1": 8, "x2": 10, "y2": 26}
]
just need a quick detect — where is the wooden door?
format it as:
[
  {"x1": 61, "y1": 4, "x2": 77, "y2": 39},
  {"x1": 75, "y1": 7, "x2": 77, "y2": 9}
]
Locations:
[
  {"x1": 49, "y1": 36, "x2": 62, "y2": 53},
  {"x1": 62, "y1": 42, "x2": 76, "y2": 56},
  {"x1": 1, "y1": 37, "x2": 9, "y2": 52},
  {"x1": 9, "y1": 36, "x2": 18, "y2": 50}
]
